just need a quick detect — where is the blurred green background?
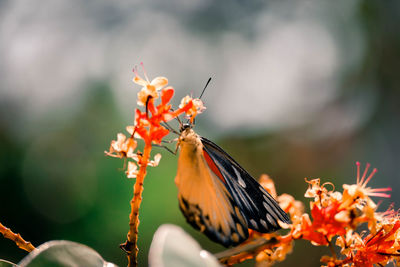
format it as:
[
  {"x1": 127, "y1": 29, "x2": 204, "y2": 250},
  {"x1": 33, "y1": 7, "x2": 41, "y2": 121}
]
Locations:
[{"x1": 1, "y1": 0, "x2": 399, "y2": 266}]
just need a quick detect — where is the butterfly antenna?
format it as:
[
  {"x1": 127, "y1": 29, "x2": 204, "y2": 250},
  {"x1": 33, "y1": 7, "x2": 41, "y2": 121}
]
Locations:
[
  {"x1": 199, "y1": 77, "x2": 212, "y2": 100},
  {"x1": 188, "y1": 77, "x2": 212, "y2": 125}
]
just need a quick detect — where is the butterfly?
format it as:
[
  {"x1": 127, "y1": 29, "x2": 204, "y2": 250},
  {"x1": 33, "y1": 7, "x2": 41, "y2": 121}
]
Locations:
[{"x1": 174, "y1": 123, "x2": 291, "y2": 247}]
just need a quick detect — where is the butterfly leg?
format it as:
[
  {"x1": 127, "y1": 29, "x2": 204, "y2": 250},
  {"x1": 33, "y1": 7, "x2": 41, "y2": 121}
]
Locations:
[{"x1": 153, "y1": 143, "x2": 177, "y2": 155}]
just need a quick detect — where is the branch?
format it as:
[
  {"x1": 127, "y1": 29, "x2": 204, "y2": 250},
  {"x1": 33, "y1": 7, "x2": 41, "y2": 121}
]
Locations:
[
  {"x1": 120, "y1": 141, "x2": 152, "y2": 267},
  {"x1": 0, "y1": 222, "x2": 35, "y2": 252}
]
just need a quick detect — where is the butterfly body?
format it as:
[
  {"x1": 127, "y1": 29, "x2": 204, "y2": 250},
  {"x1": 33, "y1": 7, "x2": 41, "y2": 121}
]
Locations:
[{"x1": 175, "y1": 126, "x2": 290, "y2": 247}]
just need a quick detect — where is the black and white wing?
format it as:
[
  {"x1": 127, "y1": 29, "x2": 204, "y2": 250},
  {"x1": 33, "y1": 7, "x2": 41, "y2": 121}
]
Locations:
[{"x1": 201, "y1": 137, "x2": 291, "y2": 233}]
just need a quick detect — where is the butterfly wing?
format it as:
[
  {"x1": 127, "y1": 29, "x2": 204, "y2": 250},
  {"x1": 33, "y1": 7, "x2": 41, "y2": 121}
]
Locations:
[
  {"x1": 177, "y1": 177, "x2": 250, "y2": 247},
  {"x1": 201, "y1": 137, "x2": 291, "y2": 233},
  {"x1": 175, "y1": 131, "x2": 250, "y2": 247}
]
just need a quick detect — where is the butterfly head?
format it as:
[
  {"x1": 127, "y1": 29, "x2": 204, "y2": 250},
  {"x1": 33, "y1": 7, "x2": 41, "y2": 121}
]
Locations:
[
  {"x1": 180, "y1": 122, "x2": 192, "y2": 133},
  {"x1": 178, "y1": 122, "x2": 202, "y2": 150}
]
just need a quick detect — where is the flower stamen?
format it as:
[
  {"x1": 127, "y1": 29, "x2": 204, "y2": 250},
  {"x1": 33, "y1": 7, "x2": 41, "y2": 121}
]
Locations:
[
  {"x1": 359, "y1": 162, "x2": 370, "y2": 185},
  {"x1": 140, "y1": 62, "x2": 150, "y2": 83},
  {"x1": 351, "y1": 162, "x2": 392, "y2": 199},
  {"x1": 362, "y1": 168, "x2": 377, "y2": 188}
]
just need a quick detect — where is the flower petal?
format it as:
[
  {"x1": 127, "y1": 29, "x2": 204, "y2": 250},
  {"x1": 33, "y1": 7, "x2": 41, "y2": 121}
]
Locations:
[
  {"x1": 148, "y1": 153, "x2": 162, "y2": 167},
  {"x1": 150, "y1": 77, "x2": 168, "y2": 90},
  {"x1": 126, "y1": 126, "x2": 135, "y2": 135},
  {"x1": 161, "y1": 87, "x2": 174, "y2": 105},
  {"x1": 133, "y1": 75, "x2": 148, "y2": 86},
  {"x1": 126, "y1": 161, "x2": 138, "y2": 178}
]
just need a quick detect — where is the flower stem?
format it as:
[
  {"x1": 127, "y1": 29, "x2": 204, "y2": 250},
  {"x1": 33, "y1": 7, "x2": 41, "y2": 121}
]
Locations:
[
  {"x1": 0, "y1": 222, "x2": 35, "y2": 252},
  {"x1": 328, "y1": 239, "x2": 337, "y2": 260},
  {"x1": 123, "y1": 141, "x2": 152, "y2": 267}
]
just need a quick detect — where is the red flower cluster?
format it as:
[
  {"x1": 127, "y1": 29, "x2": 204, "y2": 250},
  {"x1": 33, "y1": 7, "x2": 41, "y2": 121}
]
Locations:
[
  {"x1": 291, "y1": 179, "x2": 347, "y2": 246},
  {"x1": 224, "y1": 163, "x2": 397, "y2": 267},
  {"x1": 105, "y1": 68, "x2": 205, "y2": 178},
  {"x1": 349, "y1": 221, "x2": 400, "y2": 266}
]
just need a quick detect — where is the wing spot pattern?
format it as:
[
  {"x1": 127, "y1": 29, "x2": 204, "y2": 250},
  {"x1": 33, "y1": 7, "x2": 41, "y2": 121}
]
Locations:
[
  {"x1": 234, "y1": 206, "x2": 246, "y2": 225},
  {"x1": 263, "y1": 198, "x2": 279, "y2": 220},
  {"x1": 236, "y1": 223, "x2": 245, "y2": 239},
  {"x1": 260, "y1": 219, "x2": 268, "y2": 229},
  {"x1": 263, "y1": 193, "x2": 289, "y2": 222},
  {"x1": 250, "y1": 219, "x2": 258, "y2": 229},
  {"x1": 266, "y1": 214, "x2": 277, "y2": 228},
  {"x1": 179, "y1": 195, "x2": 248, "y2": 247},
  {"x1": 232, "y1": 166, "x2": 246, "y2": 188},
  {"x1": 231, "y1": 233, "x2": 240, "y2": 243}
]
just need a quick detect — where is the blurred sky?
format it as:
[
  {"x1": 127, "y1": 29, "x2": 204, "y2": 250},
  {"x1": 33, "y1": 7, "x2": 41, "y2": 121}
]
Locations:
[{"x1": 1, "y1": 0, "x2": 399, "y2": 266}]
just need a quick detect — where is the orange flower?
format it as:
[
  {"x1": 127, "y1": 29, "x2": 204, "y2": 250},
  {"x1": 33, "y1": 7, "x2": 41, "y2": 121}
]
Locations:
[
  {"x1": 350, "y1": 221, "x2": 400, "y2": 266},
  {"x1": 290, "y1": 199, "x2": 346, "y2": 246},
  {"x1": 304, "y1": 178, "x2": 338, "y2": 206},
  {"x1": 293, "y1": 178, "x2": 347, "y2": 244},
  {"x1": 179, "y1": 95, "x2": 205, "y2": 123},
  {"x1": 133, "y1": 66, "x2": 168, "y2": 106},
  {"x1": 255, "y1": 236, "x2": 294, "y2": 266},
  {"x1": 125, "y1": 154, "x2": 162, "y2": 178},
  {"x1": 292, "y1": 213, "x2": 328, "y2": 245},
  {"x1": 259, "y1": 174, "x2": 278, "y2": 198},
  {"x1": 309, "y1": 199, "x2": 347, "y2": 241},
  {"x1": 339, "y1": 162, "x2": 392, "y2": 231},
  {"x1": 126, "y1": 161, "x2": 139, "y2": 178},
  {"x1": 105, "y1": 133, "x2": 137, "y2": 158},
  {"x1": 341, "y1": 162, "x2": 391, "y2": 210},
  {"x1": 132, "y1": 113, "x2": 168, "y2": 145},
  {"x1": 130, "y1": 89, "x2": 194, "y2": 145},
  {"x1": 335, "y1": 230, "x2": 363, "y2": 256},
  {"x1": 277, "y1": 193, "x2": 304, "y2": 221},
  {"x1": 106, "y1": 68, "x2": 205, "y2": 176},
  {"x1": 216, "y1": 165, "x2": 400, "y2": 266}
]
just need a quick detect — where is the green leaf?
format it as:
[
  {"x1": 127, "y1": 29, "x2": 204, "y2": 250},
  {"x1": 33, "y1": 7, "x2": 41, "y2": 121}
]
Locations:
[
  {"x1": 149, "y1": 224, "x2": 221, "y2": 267},
  {"x1": 18, "y1": 240, "x2": 118, "y2": 267}
]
